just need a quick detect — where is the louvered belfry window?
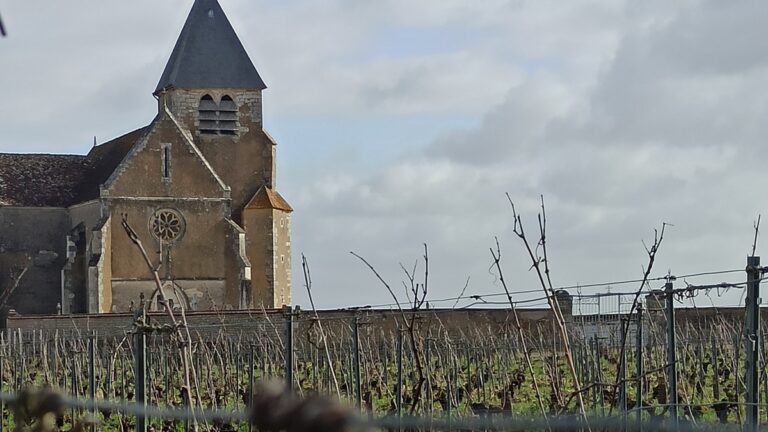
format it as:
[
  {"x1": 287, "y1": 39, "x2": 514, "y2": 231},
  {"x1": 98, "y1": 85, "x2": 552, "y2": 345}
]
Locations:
[
  {"x1": 198, "y1": 94, "x2": 238, "y2": 135},
  {"x1": 218, "y1": 96, "x2": 238, "y2": 135},
  {"x1": 198, "y1": 95, "x2": 219, "y2": 134}
]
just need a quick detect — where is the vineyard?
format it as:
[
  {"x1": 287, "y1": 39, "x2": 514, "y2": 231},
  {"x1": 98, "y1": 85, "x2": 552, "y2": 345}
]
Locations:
[{"x1": 0, "y1": 301, "x2": 762, "y2": 431}]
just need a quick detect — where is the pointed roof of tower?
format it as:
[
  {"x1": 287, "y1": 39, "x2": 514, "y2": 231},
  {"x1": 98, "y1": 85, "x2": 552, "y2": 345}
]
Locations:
[{"x1": 154, "y1": 0, "x2": 266, "y2": 94}]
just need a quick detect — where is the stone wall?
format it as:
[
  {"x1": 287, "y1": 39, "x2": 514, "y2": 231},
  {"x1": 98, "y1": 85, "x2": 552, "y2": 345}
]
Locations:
[
  {"x1": 273, "y1": 212, "x2": 291, "y2": 306},
  {"x1": 5, "y1": 307, "x2": 564, "y2": 339},
  {"x1": 5, "y1": 303, "x2": 755, "y2": 343},
  {"x1": 0, "y1": 207, "x2": 70, "y2": 314}
]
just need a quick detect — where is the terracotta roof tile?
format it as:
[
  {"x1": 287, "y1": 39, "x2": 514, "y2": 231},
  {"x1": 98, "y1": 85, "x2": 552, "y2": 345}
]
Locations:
[
  {"x1": 245, "y1": 186, "x2": 293, "y2": 212},
  {"x1": 0, "y1": 153, "x2": 86, "y2": 207},
  {"x1": 0, "y1": 126, "x2": 148, "y2": 208}
]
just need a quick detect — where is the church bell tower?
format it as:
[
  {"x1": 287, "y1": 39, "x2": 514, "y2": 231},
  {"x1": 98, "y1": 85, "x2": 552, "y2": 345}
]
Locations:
[{"x1": 154, "y1": 0, "x2": 292, "y2": 308}]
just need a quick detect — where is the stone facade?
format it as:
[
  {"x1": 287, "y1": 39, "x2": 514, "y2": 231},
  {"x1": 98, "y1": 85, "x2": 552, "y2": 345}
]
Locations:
[
  {"x1": 0, "y1": 0, "x2": 291, "y2": 315},
  {"x1": 0, "y1": 208, "x2": 71, "y2": 314}
]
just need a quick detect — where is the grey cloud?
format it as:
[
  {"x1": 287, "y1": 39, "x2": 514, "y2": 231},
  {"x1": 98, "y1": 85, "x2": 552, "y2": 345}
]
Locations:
[
  {"x1": 648, "y1": 1, "x2": 768, "y2": 75},
  {"x1": 580, "y1": 2, "x2": 768, "y2": 148},
  {"x1": 425, "y1": 76, "x2": 576, "y2": 164},
  {"x1": 290, "y1": 0, "x2": 768, "y2": 308}
]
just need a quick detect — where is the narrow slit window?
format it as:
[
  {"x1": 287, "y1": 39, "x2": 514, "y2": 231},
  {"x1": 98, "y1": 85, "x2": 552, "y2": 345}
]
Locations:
[{"x1": 161, "y1": 144, "x2": 171, "y2": 180}]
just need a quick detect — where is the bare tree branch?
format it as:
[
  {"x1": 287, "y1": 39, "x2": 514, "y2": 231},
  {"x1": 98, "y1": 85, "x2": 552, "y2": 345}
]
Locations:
[
  {"x1": 610, "y1": 222, "x2": 668, "y2": 415},
  {"x1": 452, "y1": 276, "x2": 471, "y2": 309},
  {"x1": 0, "y1": 260, "x2": 30, "y2": 310},
  {"x1": 751, "y1": 214, "x2": 761, "y2": 257},
  {"x1": 399, "y1": 260, "x2": 418, "y2": 308},
  {"x1": 350, "y1": 252, "x2": 405, "y2": 316},
  {"x1": 121, "y1": 214, "x2": 198, "y2": 424},
  {"x1": 505, "y1": 194, "x2": 589, "y2": 427},
  {"x1": 351, "y1": 247, "x2": 429, "y2": 414},
  {"x1": 301, "y1": 254, "x2": 341, "y2": 399},
  {"x1": 489, "y1": 238, "x2": 549, "y2": 424}
]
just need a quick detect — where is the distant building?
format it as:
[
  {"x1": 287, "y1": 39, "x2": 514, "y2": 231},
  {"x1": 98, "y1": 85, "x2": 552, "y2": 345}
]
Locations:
[{"x1": 0, "y1": 0, "x2": 292, "y2": 314}]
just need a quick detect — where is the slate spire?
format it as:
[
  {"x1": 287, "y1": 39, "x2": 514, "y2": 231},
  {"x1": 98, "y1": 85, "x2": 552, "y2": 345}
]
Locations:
[{"x1": 154, "y1": 0, "x2": 266, "y2": 94}]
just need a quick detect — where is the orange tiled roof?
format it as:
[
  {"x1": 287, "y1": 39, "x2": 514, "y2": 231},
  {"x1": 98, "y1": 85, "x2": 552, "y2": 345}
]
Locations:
[{"x1": 245, "y1": 186, "x2": 293, "y2": 212}]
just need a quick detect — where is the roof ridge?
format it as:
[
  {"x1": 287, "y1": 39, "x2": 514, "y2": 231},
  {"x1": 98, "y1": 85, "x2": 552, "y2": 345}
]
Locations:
[
  {"x1": 86, "y1": 126, "x2": 148, "y2": 156},
  {"x1": 71, "y1": 124, "x2": 152, "y2": 204},
  {"x1": 101, "y1": 118, "x2": 160, "y2": 192},
  {"x1": 0, "y1": 152, "x2": 86, "y2": 157},
  {"x1": 162, "y1": 105, "x2": 230, "y2": 192}
]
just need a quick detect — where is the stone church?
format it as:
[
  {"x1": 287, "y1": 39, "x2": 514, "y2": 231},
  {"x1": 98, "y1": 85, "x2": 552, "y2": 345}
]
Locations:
[{"x1": 0, "y1": 0, "x2": 292, "y2": 314}]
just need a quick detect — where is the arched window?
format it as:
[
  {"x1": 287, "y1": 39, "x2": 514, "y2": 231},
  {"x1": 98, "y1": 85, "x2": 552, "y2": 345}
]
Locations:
[
  {"x1": 218, "y1": 95, "x2": 238, "y2": 135},
  {"x1": 197, "y1": 95, "x2": 239, "y2": 136},
  {"x1": 198, "y1": 95, "x2": 218, "y2": 134}
]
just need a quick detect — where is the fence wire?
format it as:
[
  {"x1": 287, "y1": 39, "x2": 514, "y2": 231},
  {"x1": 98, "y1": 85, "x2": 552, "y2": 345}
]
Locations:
[{"x1": 0, "y1": 388, "x2": 762, "y2": 432}]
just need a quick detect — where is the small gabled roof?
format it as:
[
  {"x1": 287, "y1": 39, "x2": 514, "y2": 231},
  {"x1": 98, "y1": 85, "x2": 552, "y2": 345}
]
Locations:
[
  {"x1": 154, "y1": 0, "x2": 266, "y2": 94},
  {"x1": 245, "y1": 186, "x2": 293, "y2": 213}
]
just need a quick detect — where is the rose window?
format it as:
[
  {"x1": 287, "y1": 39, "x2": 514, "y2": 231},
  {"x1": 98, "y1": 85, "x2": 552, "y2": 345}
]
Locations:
[{"x1": 150, "y1": 209, "x2": 185, "y2": 242}]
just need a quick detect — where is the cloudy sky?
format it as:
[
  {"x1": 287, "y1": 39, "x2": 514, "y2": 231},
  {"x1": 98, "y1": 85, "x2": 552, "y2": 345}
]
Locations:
[{"x1": 2, "y1": 0, "x2": 767, "y2": 310}]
